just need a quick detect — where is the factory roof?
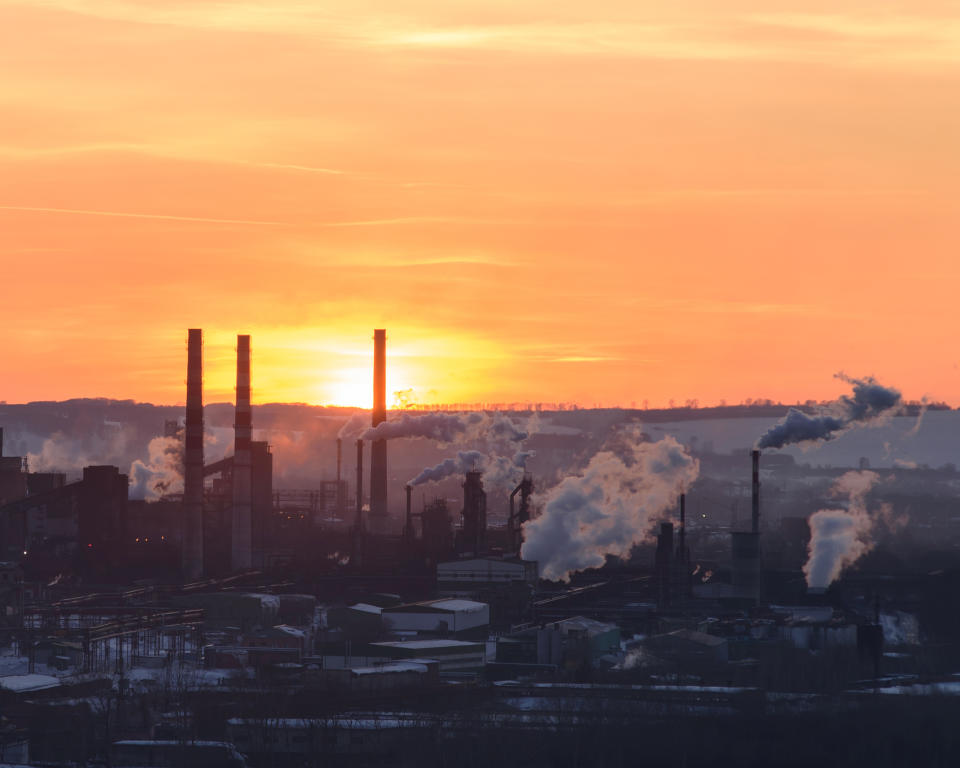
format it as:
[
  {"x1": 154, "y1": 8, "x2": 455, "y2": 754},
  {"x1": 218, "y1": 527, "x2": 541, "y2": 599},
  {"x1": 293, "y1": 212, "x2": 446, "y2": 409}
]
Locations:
[
  {"x1": 350, "y1": 603, "x2": 383, "y2": 615},
  {"x1": 384, "y1": 599, "x2": 487, "y2": 614},
  {"x1": 0, "y1": 674, "x2": 61, "y2": 693},
  {"x1": 370, "y1": 639, "x2": 481, "y2": 651},
  {"x1": 652, "y1": 629, "x2": 727, "y2": 648},
  {"x1": 349, "y1": 662, "x2": 429, "y2": 676}
]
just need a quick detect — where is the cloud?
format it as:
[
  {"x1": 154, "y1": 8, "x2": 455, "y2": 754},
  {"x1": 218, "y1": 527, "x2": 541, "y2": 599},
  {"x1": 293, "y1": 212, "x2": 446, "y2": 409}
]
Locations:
[{"x1": 0, "y1": 205, "x2": 285, "y2": 226}]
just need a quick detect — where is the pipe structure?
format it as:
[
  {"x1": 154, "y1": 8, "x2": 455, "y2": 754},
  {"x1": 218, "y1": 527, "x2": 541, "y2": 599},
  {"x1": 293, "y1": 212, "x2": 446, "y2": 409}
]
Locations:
[
  {"x1": 231, "y1": 335, "x2": 252, "y2": 572},
  {"x1": 182, "y1": 329, "x2": 204, "y2": 580},
  {"x1": 370, "y1": 329, "x2": 388, "y2": 521},
  {"x1": 751, "y1": 449, "x2": 761, "y2": 534}
]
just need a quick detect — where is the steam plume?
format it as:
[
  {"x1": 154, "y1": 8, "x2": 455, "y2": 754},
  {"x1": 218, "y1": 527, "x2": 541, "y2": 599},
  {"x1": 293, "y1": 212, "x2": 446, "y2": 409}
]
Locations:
[
  {"x1": 409, "y1": 450, "x2": 486, "y2": 486},
  {"x1": 758, "y1": 374, "x2": 902, "y2": 450},
  {"x1": 336, "y1": 412, "x2": 369, "y2": 440},
  {"x1": 357, "y1": 411, "x2": 531, "y2": 446},
  {"x1": 129, "y1": 436, "x2": 184, "y2": 500},
  {"x1": 803, "y1": 470, "x2": 888, "y2": 588},
  {"x1": 408, "y1": 449, "x2": 535, "y2": 491},
  {"x1": 521, "y1": 429, "x2": 698, "y2": 582}
]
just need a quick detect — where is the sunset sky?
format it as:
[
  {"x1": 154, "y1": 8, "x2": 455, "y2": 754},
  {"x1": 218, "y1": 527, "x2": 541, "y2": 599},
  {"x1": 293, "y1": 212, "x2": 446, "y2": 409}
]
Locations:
[{"x1": 2, "y1": 0, "x2": 959, "y2": 408}]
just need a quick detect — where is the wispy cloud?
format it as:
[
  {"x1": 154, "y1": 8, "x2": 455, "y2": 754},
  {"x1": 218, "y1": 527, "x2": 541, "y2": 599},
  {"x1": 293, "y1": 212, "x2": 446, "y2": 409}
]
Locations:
[
  {"x1": 7, "y1": 1, "x2": 960, "y2": 70},
  {"x1": 547, "y1": 356, "x2": 624, "y2": 363},
  {"x1": 0, "y1": 143, "x2": 349, "y2": 176},
  {"x1": 313, "y1": 216, "x2": 470, "y2": 228},
  {"x1": 0, "y1": 205, "x2": 286, "y2": 226}
]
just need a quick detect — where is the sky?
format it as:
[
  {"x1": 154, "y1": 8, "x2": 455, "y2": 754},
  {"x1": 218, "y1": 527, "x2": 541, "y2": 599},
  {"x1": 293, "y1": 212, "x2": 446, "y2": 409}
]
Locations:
[{"x1": 2, "y1": 0, "x2": 959, "y2": 408}]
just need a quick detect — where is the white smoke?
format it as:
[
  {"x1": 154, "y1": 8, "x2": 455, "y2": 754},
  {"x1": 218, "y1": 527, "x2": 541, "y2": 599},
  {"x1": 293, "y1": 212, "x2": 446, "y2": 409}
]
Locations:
[
  {"x1": 336, "y1": 411, "x2": 369, "y2": 441},
  {"x1": 26, "y1": 427, "x2": 136, "y2": 476},
  {"x1": 520, "y1": 429, "x2": 699, "y2": 582},
  {"x1": 481, "y1": 450, "x2": 538, "y2": 493},
  {"x1": 357, "y1": 411, "x2": 532, "y2": 446},
  {"x1": 803, "y1": 470, "x2": 899, "y2": 589},
  {"x1": 409, "y1": 450, "x2": 486, "y2": 486},
  {"x1": 758, "y1": 374, "x2": 902, "y2": 450},
  {"x1": 129, "y1": 436, "x2": 184, "y2": 500},
  {"x1": 408, "y1": 449, "x2": 536, "y2": 493}
]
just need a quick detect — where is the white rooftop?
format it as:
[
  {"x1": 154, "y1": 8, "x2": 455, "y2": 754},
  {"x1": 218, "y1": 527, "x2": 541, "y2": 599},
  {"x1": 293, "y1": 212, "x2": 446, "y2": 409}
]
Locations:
[
  {"x1": 0, "y1": 674, "x2": 61, "y2": 693},
  {"x1": 350, "y1": 662, "x2": 428, "y2": 676},
  {"x1": 371, "y1": 639, "x2": 480, "y2": 650},
  {"x1": 350, "y1": 603, "x2": 383, "y2": 615}
]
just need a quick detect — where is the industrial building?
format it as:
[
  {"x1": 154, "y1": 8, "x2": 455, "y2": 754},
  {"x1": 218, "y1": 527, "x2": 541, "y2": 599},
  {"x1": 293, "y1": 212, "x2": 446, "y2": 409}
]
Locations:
[{"x1": 381, "y1": 598, "x2": 490, "y2": 638}]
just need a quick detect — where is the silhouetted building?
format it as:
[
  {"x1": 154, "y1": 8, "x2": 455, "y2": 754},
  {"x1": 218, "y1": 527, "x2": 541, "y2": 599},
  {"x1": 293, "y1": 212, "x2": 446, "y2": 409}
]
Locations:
[{"x1": 457, "y1": 471, "x2": 487, "y2": 557}]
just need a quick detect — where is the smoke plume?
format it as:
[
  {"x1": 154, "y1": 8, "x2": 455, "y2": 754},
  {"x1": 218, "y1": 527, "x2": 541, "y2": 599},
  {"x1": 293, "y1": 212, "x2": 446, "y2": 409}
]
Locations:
[
  {"x1": 355, "y1": 411, "x2": 530, "y2": 445},
  {"x1": 803, "y1": 470, "x2": 891, "y2": 589},
  {"x1": 409, "y1": 450, "x2": 486, "y2": 486},
  {"x1": 336, "y1": 412, "x2": 370, "y2": 441},
  {"x1": 26, "y1": 427, "x2": 137, "y2": 476},
  {"x1": 129, "y1": 436, "x2": 184, "y2": 500},
  {"x1": 520, "y1": 429, "x2": 699, "y2": 582},
  {"x1": 757, "y1": 374, "x2": 902, "y2": 450}
]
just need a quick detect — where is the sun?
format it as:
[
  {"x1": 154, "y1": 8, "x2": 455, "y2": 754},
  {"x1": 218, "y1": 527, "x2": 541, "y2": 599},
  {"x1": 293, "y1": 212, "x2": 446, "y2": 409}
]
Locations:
[{"x1": 323, "y1": 367, "x2": 374, "y2": 409}]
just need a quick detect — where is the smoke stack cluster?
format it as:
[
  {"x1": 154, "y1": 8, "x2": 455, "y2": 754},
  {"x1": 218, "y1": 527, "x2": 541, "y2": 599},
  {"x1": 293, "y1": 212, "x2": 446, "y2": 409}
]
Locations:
[
  {"x1": 231, "y1": 335, "x2": 252, "y2": 571},
  {"x1": 182, "y1": 328, "x2": 204, "y2": 580},
  {"x1": 370, "y1": 329, "x2": 388, "y2": 521}
]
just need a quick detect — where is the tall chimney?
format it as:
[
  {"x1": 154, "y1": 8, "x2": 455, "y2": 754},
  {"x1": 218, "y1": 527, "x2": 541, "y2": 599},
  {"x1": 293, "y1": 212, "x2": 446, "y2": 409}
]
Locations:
[
  {"x1": 231, "y1": 335, "x2": 252, "y2": 572},
  {"x1": 336, "y1": 438, "x2": 345, "y2": 518},
  {"x1": 679, "y1": 493, "x2": 686, "y2": 553},
  {"x1": 355, "y1": 439, "x2": 364, "y2": 530},
  {"x1": 370, "y1": 329, "x2": 388, "y2": 522},
  {"x1": 404, "y1": 484, "x2": 413, "y2": 543},
  {"x1": 182, "y1": 329, "x2": 204, "y2": 580},
  {"x1": 353, "y1": 439, "x2": 364, "y2": 567},
  {"x1": 0, "y1": 426, "x2": 4, "y2": 457},
  {"x1": 751, "y1": 449, "x2": 761, "y2": 534}
]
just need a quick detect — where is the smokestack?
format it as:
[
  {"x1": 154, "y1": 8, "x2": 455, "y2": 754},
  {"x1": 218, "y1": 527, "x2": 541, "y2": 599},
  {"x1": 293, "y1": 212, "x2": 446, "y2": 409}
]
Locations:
[
  {"x1": 0, "y1": 427, "x2": 3, "y2": 457},
  {"x1": 370, "y1": 329, "x2": 388, "y2": 522},
  {"x1": 355, "y1": 439, "x2": 364, "y2": 530},
  {"x1": 231, "y1": 335, "x2": 252, "y2": 572},
  {"x1": 679, "y1": 493, "x2": 686, "y2": 553},
  {"x1": 182, "y1": 329, "x2": 204, "y2": 580},
  {"x1": 353, "y1": 438, "x2": 364, "y2": 567},
  {"x1": 404, "y1": 484, "x2": 413, "y2": 542},
  {"x1": 751, "y1": 449, "x2": 760, "y2": 534},
  {"x1": 336, "y1": 438, "x2": 345, "y2": 518}
]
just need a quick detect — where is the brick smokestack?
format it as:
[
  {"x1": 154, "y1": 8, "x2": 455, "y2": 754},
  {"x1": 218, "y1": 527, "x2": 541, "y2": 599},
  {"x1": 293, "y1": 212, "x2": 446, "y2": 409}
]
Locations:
[
  {"x1": 370, "y1": 329, "x2": 388, "y2": 521},
  {"x1": 182, "y1": 328, "x2": 204, "y2": 580},
  {"x1": 231, "y1": 334, "x2": 252, "y2": 571}
]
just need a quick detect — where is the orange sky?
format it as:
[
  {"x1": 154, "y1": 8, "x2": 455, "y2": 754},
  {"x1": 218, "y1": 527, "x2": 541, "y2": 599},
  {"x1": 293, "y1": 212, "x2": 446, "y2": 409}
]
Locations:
[{"x1": 2, "y1": 1, "x2": 959, "y2": 408}]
